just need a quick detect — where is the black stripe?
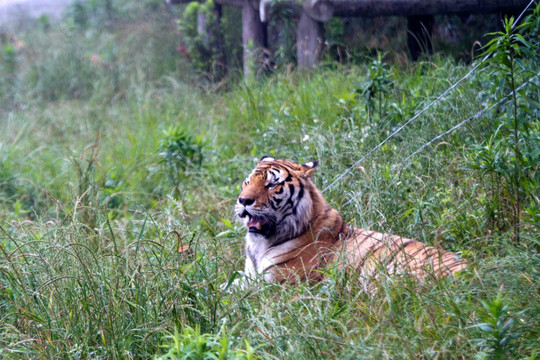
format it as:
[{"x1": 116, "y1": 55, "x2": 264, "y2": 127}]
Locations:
[
  {"x1": 323, "y1": 206, "x2": 331, "y2": 216},
  {"x1": 445, "y1": 260, "x2": 467, "y2": 270},
  {"x1": 407, "y1": 245, "x2": 429, "y2": 260},
  {"x1": 357, "y1": 241, "x2": 386, "y2": 269},
  {"x1": 297, "y1": 182, "x2": 304, "y2": 200},
  {"x1": 338, "y1": 220, "x2": 346, "y2": 235},
  {"x1": 269, "y1": 236, "x2": 295, "y2": 248},
  {"x1": 281, "y1": 211, "x2": 293, "y2": 218},
  {"x1": 332, "y1": 219, "x2": 346, "y2": 244},
  {"x1": 353, "y1": 230, "x2": 373, "y2": 249},
  {"x1": 384, "y1": 239, "x2": 416, "y2": 267},
  {"x1": 281, "y1": 164, "x2": 296, "y2": 173},
  {"x1": 263, "y1": 257, "x2": 296, "y2": 273},
  {"x1": 288, "y1": 183, "x2": 295, "y2": 199}
]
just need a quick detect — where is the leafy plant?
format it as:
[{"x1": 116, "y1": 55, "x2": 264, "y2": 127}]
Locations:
[
  {"x1": 70, "y1": 138, "x2": 102, "y2": 229},
  {"x1": 178, "y1": 0, "x2": 226, "y2": 79},
  {"x1": 155, "y1": 325, "x2": 255, "y2": 360},
  {"x1": 268, "y1": 4, "x2": 297, "y2": 66},
  {"x1": 358, "y1": 52, "x2": 394, "y2": 123},
  {"x1": 469, "y1": 293, "x2": 523, "y2": 359},
  {"x1": 477, "y1": 11, "x2": 539, "y2": 242},
  {"x1": 158, "y1": 125, "x2": 205, "y2": 193}
]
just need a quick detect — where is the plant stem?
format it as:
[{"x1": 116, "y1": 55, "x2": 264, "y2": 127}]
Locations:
[
  {"x1": 378, "y1": 90, "x2": 382, "y2": 122},
  {"x1": 510, "y1": 54, "x2": 520, "y2": 244}
]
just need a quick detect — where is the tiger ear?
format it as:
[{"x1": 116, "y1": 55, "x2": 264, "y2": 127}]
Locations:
[
  {"x1": 259, "y1": 155, "x2": 275, "y2": 163},
  {"x1": 301, "y1": 161, "x2": 318, "y2": 177}
]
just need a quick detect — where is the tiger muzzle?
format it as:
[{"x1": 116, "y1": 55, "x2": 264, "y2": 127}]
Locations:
[{"x1": 239, "y1": 210, "x2": 274, "y2": 237}]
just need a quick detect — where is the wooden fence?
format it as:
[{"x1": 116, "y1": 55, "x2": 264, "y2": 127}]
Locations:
[{"x1": 168, "y1": 0, "x2": 531, "y2": 75}]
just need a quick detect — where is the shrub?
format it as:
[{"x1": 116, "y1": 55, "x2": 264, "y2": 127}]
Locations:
[{"x1": 158, "y1": 125, "x2": 205, "y2": 193}]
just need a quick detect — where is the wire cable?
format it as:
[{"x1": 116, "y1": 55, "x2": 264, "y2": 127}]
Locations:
[
  {"x1": 342, "y1": 71, "x2": 539, "y2": 207},
  {"x1": 322, "y1": 0, "x2": 537, "y2": 194}
]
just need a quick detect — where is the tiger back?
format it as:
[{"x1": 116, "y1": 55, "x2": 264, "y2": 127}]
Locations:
[{"x1": 235, "y1": 156, "x2": 467, "y2": 284}]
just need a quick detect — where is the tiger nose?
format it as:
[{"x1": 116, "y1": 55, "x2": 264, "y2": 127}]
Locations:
[{"x1": 238, "y1": 197, "x2": 255, "y2": 206}]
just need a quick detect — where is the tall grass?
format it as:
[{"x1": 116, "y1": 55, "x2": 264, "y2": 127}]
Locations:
[{"x1": 1, "y1": 2, "x2": 539, "y2": 359}]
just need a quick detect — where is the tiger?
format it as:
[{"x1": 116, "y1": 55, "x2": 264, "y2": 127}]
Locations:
[{"x1": 234, "y1": 156, "x2": 467, "y2": 285}]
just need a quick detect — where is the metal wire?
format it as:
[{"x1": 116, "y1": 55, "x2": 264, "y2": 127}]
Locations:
[
  {"x1": 342, "y1": 71, "x2": 539, "y2": 207},
  {"x1": 322, "y1": 0, "x2": 537, "y2": 196}
]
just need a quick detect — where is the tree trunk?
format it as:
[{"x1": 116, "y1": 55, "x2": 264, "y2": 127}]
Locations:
[
  {"x1": 242, "y1": 0, "x2": 266, "y2": 76},
  {"x1": 297, "y1": 12, "x2": 324, "y2": 68}
]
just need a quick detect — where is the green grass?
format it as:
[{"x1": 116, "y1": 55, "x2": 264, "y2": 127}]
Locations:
[{"x1": 1, "y1": 1, "x2": 539, "y2": 359}]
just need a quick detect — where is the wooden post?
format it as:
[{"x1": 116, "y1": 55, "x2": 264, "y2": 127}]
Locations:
[
  {"x1": 242, "y1": 0, "x2": 265, "y2": 77},
  {"x1": 297, "y1": 12, "x2": 324, "y2": 68},
  {"x1": 197, "y1": 11, "x2": 210, "y2": 46},
  {"x1": 168, "y1": 0, "x2": 531, "y2": 72},
  {"x1": 304, "y1": 0, "x2": 334, "y2": 21},
  {"x1": 407, "y1": 15, "x2": 434, "y2": 61},
  {"x1": 213, "y1": 3, "x2": 227, "y2": 76}
]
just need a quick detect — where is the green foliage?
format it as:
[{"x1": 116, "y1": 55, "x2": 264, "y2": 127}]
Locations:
[
  {"x1": 357, "y1": 52, "x2": 394, "y2": 123},
  {"x1": 470, "y1": 293, "x2": 523, "y2": 359},
  {"x1": 155, "y1": 325, "x2": 255, "y2": 360},
  {"x1": 476, "y1": 10, "x2": 540, "y2": 242},
  {"x1": 0, "y1": 2, "x2": 191, "y2": 108},
  {"x1": 178, "y1": 0, "x2": 226, "y2": 79},
  {"x1": 158, "y1": 125, "x2": 205, "y2": 192},
  {"x1": 63, "y1": 0, "x2": 119, "y2": 30},
  {"x1": 0, "y1": 154, "x2": 17, "y2": 204},
  {"x1": 0, "y1": 43, "x2": 16, "y2": 75},
  {"x1": 0, "y1": 36, "x2": 18, "y2": 104},
  {"x1": 268, "y1": 5, "x2": 297, "y2": 66},
  {"x1": 25, "y1": 35, "x2": 98, "y2": 101},
  {"x1": 322, "y1": 18, "x2": 350, "y2": 65},
  {"x1": 37, "y1": 14, "x2": 51, "y2": 31}
]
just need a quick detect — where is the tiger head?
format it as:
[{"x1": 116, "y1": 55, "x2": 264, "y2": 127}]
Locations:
[{"x1": 235, "y1": 156, "x2": 319, "y2": 244}]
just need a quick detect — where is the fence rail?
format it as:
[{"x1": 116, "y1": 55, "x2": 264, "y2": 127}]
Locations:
[{"x1": 168, "y1": 0, "x2": 531, "y2": 74}]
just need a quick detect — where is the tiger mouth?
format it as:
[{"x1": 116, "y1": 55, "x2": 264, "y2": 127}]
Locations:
[{"x1": 240, "y1": 211, "x2": 273, "y2": 236}]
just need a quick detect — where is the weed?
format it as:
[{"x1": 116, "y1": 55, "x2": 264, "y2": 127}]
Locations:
[
  {"x1": 158, "y1": 125, "x2": 205, "y2": 195},
  {"x1": 358, "y1": 52, "x2": 394, "y2": 123},
  {"x1": 469, "y1": 293, "x2": 523, "y2": 359},
  {"x1": 155, "y1": 324, "x2": 255, "y2": 359},
  {"x1": 477, "y1": 9, "x2": 540, "y2": 243}
]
